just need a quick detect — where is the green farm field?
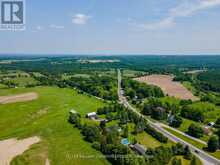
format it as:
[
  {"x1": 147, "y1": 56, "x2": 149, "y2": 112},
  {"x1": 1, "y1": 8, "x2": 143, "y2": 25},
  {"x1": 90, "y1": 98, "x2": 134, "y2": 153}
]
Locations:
[{"x1": 0, "y1": 87, "x2": 110, "y2": 165}]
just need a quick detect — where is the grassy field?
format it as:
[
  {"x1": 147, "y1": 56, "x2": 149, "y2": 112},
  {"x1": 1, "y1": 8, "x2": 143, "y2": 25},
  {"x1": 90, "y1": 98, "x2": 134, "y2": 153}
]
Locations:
[
  {"x1": 185, "y1": 101, "x2": 220, "y2": 122},
  {"x1": 182, "y1": 81, "x2": 198, "y2": 96},
  {"x1": 135, "y1": 132, "x2": 174, "y2": 148},
  {"x1": 163, "y1": 127, "x2": 220, "y2": 160},
  {"x1": 122, "y1": 70, "x2": 146, "y2": 78},
  {"x1": 0, "y1": 86, "x2": 110, "y2": 165},
  {"x1": 9, "y1": 77, "x2": 39, "y2": 87},
  {"x1": 0, "y1": 83, "x2": 7, "y2": 89}
]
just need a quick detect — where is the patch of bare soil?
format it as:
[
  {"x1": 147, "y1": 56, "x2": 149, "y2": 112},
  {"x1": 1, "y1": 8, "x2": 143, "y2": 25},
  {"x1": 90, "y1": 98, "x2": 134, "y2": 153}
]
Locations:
[
  {"x1": 134, "y1": 75, "x2": 199, "y2": 101},
  {"x1": 0, "y1": 92, "x2": 38, "y2": 104},
  {"x1": 0, "y1": 137, "x2": 40, "y2": 165}
]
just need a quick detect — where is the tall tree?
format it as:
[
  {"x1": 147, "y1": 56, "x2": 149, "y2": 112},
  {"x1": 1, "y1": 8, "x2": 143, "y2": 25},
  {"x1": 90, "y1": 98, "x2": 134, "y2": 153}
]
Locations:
[{"x1": 208, "y1": 135, "x2": 219, "y2": 152}]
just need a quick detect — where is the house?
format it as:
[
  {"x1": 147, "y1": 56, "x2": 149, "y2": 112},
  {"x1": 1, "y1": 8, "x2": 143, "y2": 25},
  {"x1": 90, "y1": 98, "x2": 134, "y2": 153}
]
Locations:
[
  {"x1": 86, "y1": 112, "x2": 98, "y2": 120},
  {"x1": 130, "y1": 143, "x2": 146, "y2": 155}
]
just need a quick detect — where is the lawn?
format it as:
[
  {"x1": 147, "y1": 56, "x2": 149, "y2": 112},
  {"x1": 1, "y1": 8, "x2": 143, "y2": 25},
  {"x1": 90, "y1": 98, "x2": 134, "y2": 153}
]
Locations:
[
  {"x1": 0, "y1": 83, "x2": 7, "y2": 89},
  {"x1": 135, "y1": 132, "x2": 174, "y2": 148},
  {"x1": 0, "y1": 86, "x2": 110, "y2": 165}
]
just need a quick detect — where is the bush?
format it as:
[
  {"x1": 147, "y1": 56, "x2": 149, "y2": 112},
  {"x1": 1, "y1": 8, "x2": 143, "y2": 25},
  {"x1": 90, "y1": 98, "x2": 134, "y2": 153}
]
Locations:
[
  {"x1": 187, "y1": 124, "x2": 203, "y2": 138},
  {"x1": 169, "y1": 115, "x2": 183, "y2": 128},
  {"x1": 81, "y1": 125, "x2": 101, "y2": 143}
]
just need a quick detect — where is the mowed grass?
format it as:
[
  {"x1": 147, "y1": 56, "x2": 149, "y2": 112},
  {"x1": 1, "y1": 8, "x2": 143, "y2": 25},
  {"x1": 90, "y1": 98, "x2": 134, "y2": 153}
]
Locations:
[
  {"x1": 135, "y1": 132, "x2": 174, "y2": 148},
  {"x1": 0, "y1": 83, "x2": 7, "y2": 89},
  {"x1": 0, "y1": 86, "x2": 110, "y2": 165}
]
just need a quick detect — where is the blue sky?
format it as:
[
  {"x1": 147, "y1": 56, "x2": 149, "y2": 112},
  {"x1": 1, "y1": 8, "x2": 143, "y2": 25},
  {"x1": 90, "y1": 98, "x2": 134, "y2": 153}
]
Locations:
[{"x1": 1, "y1": 0, "x2": 220, "y2": 55}]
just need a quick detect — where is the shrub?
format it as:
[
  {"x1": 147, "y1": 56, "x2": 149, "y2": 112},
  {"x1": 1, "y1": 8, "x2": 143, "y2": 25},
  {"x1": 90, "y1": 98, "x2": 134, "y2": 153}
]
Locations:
[
  {"x1": 81, "y1": 125, "x2": 101, "y2": 143},
  {"x1": 187, "y1": 124, "x2": 203, "y2": 138}
]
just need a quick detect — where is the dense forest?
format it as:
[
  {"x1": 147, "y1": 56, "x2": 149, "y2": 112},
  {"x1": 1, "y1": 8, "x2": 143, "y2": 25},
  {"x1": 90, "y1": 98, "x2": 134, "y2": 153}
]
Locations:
[
  {"x1": 1, "y1": 55, "x2": 220, "y2": 75},
  {"x1": 197, "y1": 70, "x2": 220, "y2": 93}
]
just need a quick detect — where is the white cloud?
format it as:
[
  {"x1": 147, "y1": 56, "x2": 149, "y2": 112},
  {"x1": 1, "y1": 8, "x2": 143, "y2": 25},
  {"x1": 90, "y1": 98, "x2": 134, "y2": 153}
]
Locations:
[
  {"x1": 138, "y1": 0, "x2": 220, "y2": 30},
  {"x1": 50, "y1": 24, "x2": 64, "y2": 29},
  {"x1": 72, "y1": 14, "x2": 91, "y2": 25}
]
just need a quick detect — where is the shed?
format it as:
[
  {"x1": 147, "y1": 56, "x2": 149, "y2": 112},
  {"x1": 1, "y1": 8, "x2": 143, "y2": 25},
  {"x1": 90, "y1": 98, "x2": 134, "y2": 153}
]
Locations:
[
  {"x1": 130, "y1": 143, "x2": 146, "y2": 155},
  {"x1": 86, "y1": 112, "x2": 98, "y2": 119}
]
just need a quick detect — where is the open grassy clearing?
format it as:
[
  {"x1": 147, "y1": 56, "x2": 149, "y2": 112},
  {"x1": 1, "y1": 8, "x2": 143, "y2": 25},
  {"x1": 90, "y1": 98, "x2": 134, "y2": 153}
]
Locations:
[
  {"x1": 182, "y1": 81, "x2": 198, "y2": 96},
  {"x1": 135, "y1": 75, "x2": 199, "y2": 101},
  {"x1": 9, "y1": 77, "x2": 39, "y2": 87},
  {"x1": 135, "y1": 132, "x2": 174, "y2": 148},
  {"x1": 163, "y1": 127, "x2": 220, "y2": 160},
  {"x1": 0, "y1": 86, "x2": 110, "y2": 165},
  {"x1": 0, "y1": 70, "x2": 29, "y2": 78},
  {"x1": 122, "y1": 69, "x2": 146, "y2": 78},
  {"x1": 0, "y1": 83, "x2": 7, "y2": 89},
  {"x1": 184, "y1": 101, "x2": 220, "y2": 122},
  {"x1": 0, "y1": 70, "x2": 39, "y2": 87}
]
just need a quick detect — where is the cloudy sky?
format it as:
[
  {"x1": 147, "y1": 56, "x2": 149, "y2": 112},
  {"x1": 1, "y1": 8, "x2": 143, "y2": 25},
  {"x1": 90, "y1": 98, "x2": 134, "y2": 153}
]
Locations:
[{"x1": 1, "y1": 0, "x2": 220, "y2": 55}]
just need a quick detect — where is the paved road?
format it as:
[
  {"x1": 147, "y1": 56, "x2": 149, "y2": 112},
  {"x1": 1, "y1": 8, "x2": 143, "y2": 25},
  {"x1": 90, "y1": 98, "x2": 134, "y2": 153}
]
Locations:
[
  {"x1": 160, "y1": 123, "x2": 207, "y2": 145},
  {"x1": 117, "y1": 69, "x2": 220, "y2": 165}
]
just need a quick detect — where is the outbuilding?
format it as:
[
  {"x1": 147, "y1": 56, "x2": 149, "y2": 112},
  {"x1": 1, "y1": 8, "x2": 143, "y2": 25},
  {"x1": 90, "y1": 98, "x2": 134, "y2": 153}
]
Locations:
[
  {"x1": 86, "y1": 112, "x2": 98, "y2": 120},
  {"x1": 130, "y1": 143, "x2": 146, "y2": 155}
]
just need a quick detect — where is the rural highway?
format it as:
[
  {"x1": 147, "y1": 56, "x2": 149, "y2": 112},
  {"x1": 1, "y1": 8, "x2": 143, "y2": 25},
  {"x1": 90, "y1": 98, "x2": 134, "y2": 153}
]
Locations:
[{"x1": 117, "y1": 69, "x2": 220, "y2": 165}]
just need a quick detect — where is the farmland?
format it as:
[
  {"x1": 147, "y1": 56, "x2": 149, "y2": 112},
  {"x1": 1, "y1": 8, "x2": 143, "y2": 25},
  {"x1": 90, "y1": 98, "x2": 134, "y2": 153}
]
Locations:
[
  {"x1": 0, "y1": 86, "x2": 109, "y2": 165},
  {"x1": 1, "y1": 56, "x2": 220, "y2": 164},
  {"x1": 134, "y1": 75, "x2": 199, "y2": 101}
]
